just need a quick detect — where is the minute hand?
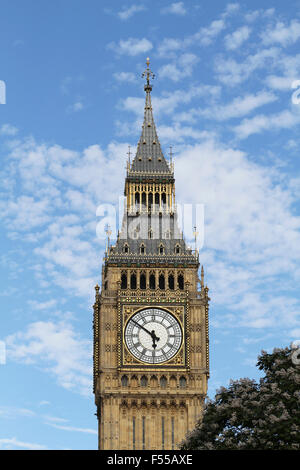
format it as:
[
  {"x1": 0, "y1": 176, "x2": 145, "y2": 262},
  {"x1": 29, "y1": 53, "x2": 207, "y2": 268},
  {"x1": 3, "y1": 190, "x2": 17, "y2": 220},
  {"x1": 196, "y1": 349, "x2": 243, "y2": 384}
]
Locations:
[{"x1": 131, "y1": 318, "x2": 154, "y2": 338}]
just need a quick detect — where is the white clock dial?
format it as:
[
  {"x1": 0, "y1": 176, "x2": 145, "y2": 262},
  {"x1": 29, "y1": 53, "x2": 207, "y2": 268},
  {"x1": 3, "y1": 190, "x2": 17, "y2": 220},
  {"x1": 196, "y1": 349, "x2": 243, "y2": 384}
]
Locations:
[{"x1": 124, "y1": 308, "x2": 182, "y2": 364}]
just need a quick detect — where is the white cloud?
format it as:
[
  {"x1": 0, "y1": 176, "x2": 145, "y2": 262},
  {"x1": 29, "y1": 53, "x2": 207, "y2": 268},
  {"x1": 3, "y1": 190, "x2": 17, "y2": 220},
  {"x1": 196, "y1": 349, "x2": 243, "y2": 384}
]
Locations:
[
  {"x1": 200, "y1": 91, "x2": 277, "y2": 120},
  {"x1": 44, "y1": 415, "x2": 68, "y2": 423},
  {"x1": 38, "y1": 401, "x2": 51, "y2": 407},
  {"x1": 121, "y1": 84, "x2": 220, "y2": 120},
  {"x1": 158, "y1": 53, "x2": 198, "y2": 82},
  {"x1": 157, "y1": 7, "x2": 228, "y2": 56},
  {"x1": 265, "y1": 53, "x2": 300, "y2": 91},
  {"x1": 158, "y1": 124, "x2": 213, "y2": 143},
  {"x1": 290, "y1": 328, "x2": 300, "y2": 338},
  {"x1": 161, "y1": 2, "x2": 186, "y2": 16},
  {"x1": 262, "y1": 19, "x2": 300, "y2": 47},
  {"x1": 265, "y1": 75, "x2": 294, "y2": 91},
  {"x1": 174, "y1": 139, "x2": 300, "y2": 329},
  {"x1": 47, "y1": 423, "x2": 97, "y2": 434},
  {"x1": 6, "y1": 320, "x2": 92, "y2": 396},
  {"x1": 157, "y1": 38, "x2": 183, "y2": 57},
  {"x1": 107, "y1": 37, "x2": 153, "y2": 56},
  {"x1": 0, "y1": 437, "x2": 47, "y2": 450},
  {"x1": 117, "y1": 4, "x2": 146, "y2": 20},
  {"x1": 113, "y1": 71, "x2": 137, "y2": 83},
  {"x1": 0, "y1": 195, "x2": 51, "y2": 231},
  {"x1": 200, "y1": 19, "x2": 226, "y2": 46},
  {"x1": 68, "y1": 101, "x2": 84, "y2": 113},
  {"x1": 233, "y1": 108, "x2": 300, "y2": 139},
  {"x1": 28, "y1": 299, "x2": 57, "y2": 310},
  {"x1": 0, "y1": 123, "x2": 18, "y2": 136},
  {"x1": 222, "y1": 3, "x2": 240, "y2": 17},
  {"x1": 0, "y1": 136, "x2": 131, "y2": 296},
  {"x1": 215, "y1": 47, "x2": 280, "y2": 86},
  {"x1": 244, "y1": 8, "x2": 274, "y2": 23},
  {"x1": 224, "y1": 25, "x2": 251, "y2": 50},
  {"x1": 0, "y1": 406, "x2": 36, "y2": 419}
]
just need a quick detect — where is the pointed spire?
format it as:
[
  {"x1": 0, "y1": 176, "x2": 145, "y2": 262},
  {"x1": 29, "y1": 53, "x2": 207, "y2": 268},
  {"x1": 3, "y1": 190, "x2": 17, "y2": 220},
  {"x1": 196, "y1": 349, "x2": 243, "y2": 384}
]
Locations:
[
  {"x1": 201, "y1": 265, "x2": 204, "y2": 290},
  {"x1": 129, "y1": 58, "x2": 172, "y2": 175}
]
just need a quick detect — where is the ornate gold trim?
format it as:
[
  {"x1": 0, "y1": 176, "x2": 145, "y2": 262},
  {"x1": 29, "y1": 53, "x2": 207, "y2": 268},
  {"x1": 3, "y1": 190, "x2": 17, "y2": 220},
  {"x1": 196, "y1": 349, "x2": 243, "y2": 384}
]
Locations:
[{"x1": 121, "y1": 305, "x2": 186, "y2": 368}]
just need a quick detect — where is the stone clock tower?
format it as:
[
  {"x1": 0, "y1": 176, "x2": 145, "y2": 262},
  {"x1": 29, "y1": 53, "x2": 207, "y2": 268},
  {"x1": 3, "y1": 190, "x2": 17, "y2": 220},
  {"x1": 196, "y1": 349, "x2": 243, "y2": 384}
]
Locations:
[{"x1": 93, "y1": 59, "x2": 210, "y2": 450}]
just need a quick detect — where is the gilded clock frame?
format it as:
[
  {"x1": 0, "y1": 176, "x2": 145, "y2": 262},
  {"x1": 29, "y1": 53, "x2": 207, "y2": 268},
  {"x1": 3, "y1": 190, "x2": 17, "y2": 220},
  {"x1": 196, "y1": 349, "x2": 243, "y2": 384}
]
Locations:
[{"x1": 118, "y1": 301, "x2": 189, "y2": 369}]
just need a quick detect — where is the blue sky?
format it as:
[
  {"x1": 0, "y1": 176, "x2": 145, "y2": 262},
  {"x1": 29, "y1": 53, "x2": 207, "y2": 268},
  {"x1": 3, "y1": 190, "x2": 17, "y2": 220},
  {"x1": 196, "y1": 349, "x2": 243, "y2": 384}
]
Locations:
[{"x1": 1, "y1": 0, "x2": 300, "y2": 450}]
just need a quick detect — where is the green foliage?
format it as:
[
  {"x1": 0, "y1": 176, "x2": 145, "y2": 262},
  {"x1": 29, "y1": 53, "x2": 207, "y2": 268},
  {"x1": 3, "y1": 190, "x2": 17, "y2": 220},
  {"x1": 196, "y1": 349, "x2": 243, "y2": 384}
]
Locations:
[{"x1": 181, "y1": 347, "x2": 300, "y2": 450}]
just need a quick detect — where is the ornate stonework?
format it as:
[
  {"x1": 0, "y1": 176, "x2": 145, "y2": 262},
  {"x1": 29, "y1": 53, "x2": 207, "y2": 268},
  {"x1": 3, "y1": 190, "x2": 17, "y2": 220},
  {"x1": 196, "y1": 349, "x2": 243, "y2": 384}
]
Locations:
[{"x1": 93, "y1": 59, "x2": 210, "y2": 450}]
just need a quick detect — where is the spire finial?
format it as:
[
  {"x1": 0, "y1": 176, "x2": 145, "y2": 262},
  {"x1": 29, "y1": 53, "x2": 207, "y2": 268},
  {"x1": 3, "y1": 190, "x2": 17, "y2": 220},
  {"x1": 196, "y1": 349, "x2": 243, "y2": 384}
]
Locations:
[
  {"x1": 169, "y1": 145, "x2": 173, "y2": 163},
  {"x1": 104, "y1": 224, "x2": 112, "y2": 253},
  {"x1": 142, "y1": 57, "x2": 155, "y2": 92},
  {"x1": 127, "y1": 145, "x2": 131, "y2": 164},
  {"x1": 193, "y1": 225, "x2": 198, "y2": 257}
]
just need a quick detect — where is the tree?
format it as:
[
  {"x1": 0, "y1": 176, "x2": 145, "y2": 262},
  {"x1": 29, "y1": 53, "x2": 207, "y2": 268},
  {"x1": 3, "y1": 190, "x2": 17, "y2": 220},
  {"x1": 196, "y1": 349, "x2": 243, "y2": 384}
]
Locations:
[{"x1": 181, "y1": 347, "x2": 300, "y2": 450}]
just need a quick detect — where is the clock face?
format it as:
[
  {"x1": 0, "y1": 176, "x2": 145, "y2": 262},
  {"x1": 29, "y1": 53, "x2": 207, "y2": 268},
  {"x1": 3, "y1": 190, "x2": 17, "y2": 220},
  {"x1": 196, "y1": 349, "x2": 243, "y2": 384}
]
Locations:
[{"x1": 124, "y1": 308, "x2": 183, "y2": 364}]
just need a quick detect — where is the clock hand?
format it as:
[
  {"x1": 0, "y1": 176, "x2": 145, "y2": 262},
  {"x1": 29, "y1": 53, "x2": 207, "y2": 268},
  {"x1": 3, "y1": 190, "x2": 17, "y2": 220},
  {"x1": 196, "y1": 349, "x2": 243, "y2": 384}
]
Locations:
[
  {"x1": 131, "y1": 318, "x2": 154, "y2": 338},
  {"x1": 150, "y1": 330, "x2": 160, "y2": 349},
  {"x1": 130, "y1": 319, "x2": 160, "y2": 349}
]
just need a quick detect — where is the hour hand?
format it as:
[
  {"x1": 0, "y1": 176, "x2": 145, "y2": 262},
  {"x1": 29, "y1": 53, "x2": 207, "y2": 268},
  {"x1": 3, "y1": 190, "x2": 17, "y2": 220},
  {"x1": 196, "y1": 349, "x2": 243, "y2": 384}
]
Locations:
[{"x1": 150, "y1": 330, "x2": 160, "y2": 349}]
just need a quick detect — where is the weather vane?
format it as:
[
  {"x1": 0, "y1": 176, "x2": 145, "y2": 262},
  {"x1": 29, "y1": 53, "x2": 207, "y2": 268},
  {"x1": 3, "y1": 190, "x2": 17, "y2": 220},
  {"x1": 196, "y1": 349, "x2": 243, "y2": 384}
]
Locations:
[{"x1": 142, "y1": 57, "x2": 155, "y2": 90}]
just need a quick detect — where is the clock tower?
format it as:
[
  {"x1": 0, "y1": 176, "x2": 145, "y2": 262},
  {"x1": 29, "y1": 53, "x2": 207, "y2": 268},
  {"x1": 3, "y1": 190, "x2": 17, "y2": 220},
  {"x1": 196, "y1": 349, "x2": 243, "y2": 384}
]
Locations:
[{"x1": 93, "y1": 59, "x2": 210, "y2": 450}]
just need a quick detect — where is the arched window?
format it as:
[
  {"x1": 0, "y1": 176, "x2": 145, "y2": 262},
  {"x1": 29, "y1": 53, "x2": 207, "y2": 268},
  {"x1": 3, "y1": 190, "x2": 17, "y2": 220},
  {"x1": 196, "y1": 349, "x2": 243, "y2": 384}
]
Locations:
[
  {"x1": 141, "y1": 375, "x2": 148, "y2": 387},
  {"x1": 179, "y1": 376, "x2": 187, "y2": 389},
  {"x1": 155, "y1": 193, "x2": 159, "y2": 207},
  {"x1": 150, "y1": 375, "x2": 158, "y2": 387},
  {"x1": 178, "y1": 274, "x2": 184, "y2": 290},
  {"x1": 168, "y1": 274, "x2": 174, "y2": 290},
  {"x1": 175, "y1": 244, "x2": 181, "y2": 254},
  {"x1": 159, "y1": 274, "x2": 165, "y2": 290},
  {"x1": 148, "y1": 229, "x2": 153, "y2": 239},
  {"x1": 140, "y1": 272, "x2": 146, "y2": 290},
  {"x1": 160, "y1": 376, "x2": 167, "y2": 389},
  {"x1": 130, "y1": 273, "x2": 137, "y2": 290},
  {"x1": 148, "y1": 192, "x2": 153, "y2": 212},
  {"x1": 149, "y1": 273, "x2": 155, "y2": 290},
  {"x1": 159, "y1": 244, "x2": 164, "y2": 255},
  {"x1": 123, "y1": 243, "x2": 129, "y2": 254},
  {"x1": 140, "y1": 244, "x2": 145, "y2": 254},
  {"x1": 121, "y1": 273, "x2": 127, "y2": 289},
  {"x1": 162, "y1": 192, "x2": 166, "y2": 207},
  {"x1": 121, "y1": 375, "x2": 128, "y2": 387},
  {"x1": 142, "y1": 192, "x2": 146, "y2": 209}
]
